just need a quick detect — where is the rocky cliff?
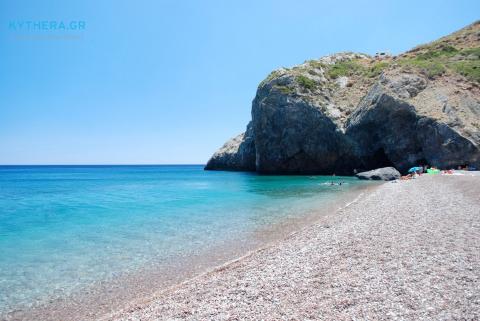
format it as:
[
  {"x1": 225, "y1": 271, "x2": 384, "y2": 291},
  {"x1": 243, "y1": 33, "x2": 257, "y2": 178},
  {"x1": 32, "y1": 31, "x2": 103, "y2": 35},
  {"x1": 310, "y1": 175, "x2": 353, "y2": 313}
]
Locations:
[
  {"x1": 206, "y1": 21, "x2": 480, "y2": 174},
  {"x1": 204, "y1": 122, "x2": 256, "y2": 171}
]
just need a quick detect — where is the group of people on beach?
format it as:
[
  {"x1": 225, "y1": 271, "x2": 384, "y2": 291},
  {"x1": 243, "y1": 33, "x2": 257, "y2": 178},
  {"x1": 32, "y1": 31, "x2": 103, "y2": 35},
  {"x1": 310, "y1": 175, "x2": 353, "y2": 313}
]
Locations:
[
  {"x1": 400, "y1": 164, "x2": 476, "y2": 180},
  {"x1": 400, "y1": 165, "x2": 435, "y2": 180}
]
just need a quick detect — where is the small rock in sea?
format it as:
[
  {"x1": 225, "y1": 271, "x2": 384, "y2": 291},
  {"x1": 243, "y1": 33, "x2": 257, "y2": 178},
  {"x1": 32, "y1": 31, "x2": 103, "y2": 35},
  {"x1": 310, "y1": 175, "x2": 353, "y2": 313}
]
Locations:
[{"x1": 355, "y1": 167, "x2": 401, "y2": 181}]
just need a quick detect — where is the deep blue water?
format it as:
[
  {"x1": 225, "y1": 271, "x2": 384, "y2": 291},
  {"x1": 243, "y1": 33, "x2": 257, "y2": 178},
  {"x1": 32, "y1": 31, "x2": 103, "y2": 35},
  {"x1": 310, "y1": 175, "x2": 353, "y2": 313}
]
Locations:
[{"x1": 0, "y1": 165, "x2": 367, "y2": 313}]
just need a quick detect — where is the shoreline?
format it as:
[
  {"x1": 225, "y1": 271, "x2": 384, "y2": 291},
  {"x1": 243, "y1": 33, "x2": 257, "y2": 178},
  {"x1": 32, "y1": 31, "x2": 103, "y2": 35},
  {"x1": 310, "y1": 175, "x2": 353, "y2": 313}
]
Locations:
[
  {"x1": 95, "y1": 186, "x2": 375, "y2": 320},
  {"x1": 102, "y1": 174, "x2": 480, "y2": 320},
  {"x1": 2, "y1": 179, "x2": 377, "y2": 321}
]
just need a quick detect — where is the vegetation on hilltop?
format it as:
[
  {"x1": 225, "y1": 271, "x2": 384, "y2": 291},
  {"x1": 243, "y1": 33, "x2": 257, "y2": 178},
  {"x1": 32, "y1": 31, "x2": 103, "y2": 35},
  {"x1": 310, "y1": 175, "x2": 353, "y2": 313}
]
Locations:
[
  {"x1": 296, "y1": 75, "x2": 317, "y2": 90},
  {"x1": 397, "y1": 21, "x2": 480, "y2": 82},
  {"x1": 257, "y1": 20, "x2": 479, "y2": 91},
  {"x1": 326, "y1": 60, "x2": 390, "y2": 79},
  {"x1": 398, "y1": 44, "x2": 480, "y2": 81}
]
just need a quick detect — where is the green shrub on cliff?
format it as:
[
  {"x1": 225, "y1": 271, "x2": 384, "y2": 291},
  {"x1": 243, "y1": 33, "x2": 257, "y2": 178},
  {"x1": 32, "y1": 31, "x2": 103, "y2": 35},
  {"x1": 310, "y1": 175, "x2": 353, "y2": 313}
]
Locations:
[
  {"x1": 399, "y1": 58, "x2": 447, "y2": 78},
  {"x1": 398, "y1": 45, "x2": 459, "y2": 78},
  {"x1": 305, "y1": 60, "x2": 326, "y2": 70},
  {"x1": 274, "y1": 85, "x2": 295, "y2": 94},
  {"x1": 450, "y1": 47, "x2": 480, "y2": 82},
  {"x1": 326, "y1": 60, "x2": 363, "y2": 79},
  {"x1": 365, "y1": 61, "x2": 390, "y2": 78},
  {"x1": 399, "y1": 44, "x2": 480, "y2": 81},
  {"x1": 259, "y1": 70, "x2": 282, "y2": 88},
  {"x1": 460, "y1": 47, "x2": 480, "y2": 58},
  {"x1": 296, "y1": 75, "x2": 316, "y2": 90},
  {"x1": 415, "y1": 44, "x2": 459, "y2": 59},
  {"x1": 326, "y1": 59, "x2": 390, "y2": 79},
  {"x1": 451, "y1": 60, "x2": 480, "y2": 83}
]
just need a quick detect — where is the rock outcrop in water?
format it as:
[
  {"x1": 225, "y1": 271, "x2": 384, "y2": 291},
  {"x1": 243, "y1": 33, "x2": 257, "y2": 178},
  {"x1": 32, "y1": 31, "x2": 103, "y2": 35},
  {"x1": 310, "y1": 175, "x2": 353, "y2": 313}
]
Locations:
[
  {"x1": 206, "y1": 22, "x2": 480, "y2": 174},
  {"x1": 355, "y1": 167, "x2": 401, "y2": 181}
]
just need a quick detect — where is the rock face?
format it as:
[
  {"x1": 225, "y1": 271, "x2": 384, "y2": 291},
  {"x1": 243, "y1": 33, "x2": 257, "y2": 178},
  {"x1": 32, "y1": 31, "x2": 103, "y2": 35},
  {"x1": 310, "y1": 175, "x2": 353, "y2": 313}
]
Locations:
[
  {"x1": 206, "y1": 21, "x2": 480, "y2": 174},
  {"x1": 204, "y1": 122, "x2": 256, "y2": 171},
  {"x1": 355, "y1": 167, "x2": 401, "y2": 181},
  {"x1": 251, "y1": 70, "x2": 356, "y2": 174},
  {"x1": 346, "y1": 73, "x2": 480, "y2": 173}
]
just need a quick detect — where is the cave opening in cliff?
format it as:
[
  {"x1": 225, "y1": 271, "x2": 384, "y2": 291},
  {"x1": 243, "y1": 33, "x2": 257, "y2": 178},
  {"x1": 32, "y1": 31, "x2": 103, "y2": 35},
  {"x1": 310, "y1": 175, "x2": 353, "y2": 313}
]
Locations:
[
  {"x1": 370, "y1": 148, "x2": 394, "y2": 169},
  {"x1": 416, "y1": 158, "x2": 428, "y2": 167}
]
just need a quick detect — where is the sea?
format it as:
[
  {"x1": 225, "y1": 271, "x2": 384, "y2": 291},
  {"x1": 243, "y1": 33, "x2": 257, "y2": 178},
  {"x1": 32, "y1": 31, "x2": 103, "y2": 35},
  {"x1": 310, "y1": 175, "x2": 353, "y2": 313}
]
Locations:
[{"x1": 0, "y1": 165, "x2": 373, "y2": 318}]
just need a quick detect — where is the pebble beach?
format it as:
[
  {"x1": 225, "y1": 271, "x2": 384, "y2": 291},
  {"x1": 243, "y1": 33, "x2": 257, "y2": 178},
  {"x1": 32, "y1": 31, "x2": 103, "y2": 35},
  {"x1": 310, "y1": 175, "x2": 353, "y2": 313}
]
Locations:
[{"x1": 102, "y1": 174, "x2": 480, "y2": 321}]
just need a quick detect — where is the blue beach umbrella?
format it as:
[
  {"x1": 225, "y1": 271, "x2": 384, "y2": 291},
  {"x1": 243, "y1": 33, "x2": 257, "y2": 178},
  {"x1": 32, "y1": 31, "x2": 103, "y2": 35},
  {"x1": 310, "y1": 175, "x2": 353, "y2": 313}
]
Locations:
[{"x1": 408, "y1": 166, "x2": 422, "y2": 173}]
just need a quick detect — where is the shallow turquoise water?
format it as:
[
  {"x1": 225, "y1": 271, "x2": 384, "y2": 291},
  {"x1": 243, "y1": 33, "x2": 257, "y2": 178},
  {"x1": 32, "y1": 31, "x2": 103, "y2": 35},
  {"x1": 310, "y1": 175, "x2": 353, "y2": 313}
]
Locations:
[{"x1": 0, "y1": 165, "x2": 367, "y2": 313}]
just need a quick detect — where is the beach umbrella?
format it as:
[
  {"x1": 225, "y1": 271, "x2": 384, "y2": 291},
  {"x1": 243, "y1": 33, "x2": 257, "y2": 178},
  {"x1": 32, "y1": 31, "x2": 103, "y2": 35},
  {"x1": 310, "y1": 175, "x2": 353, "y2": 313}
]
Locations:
[{"x1": 408, "y1": 166, "x2": 422, "y2": 173}]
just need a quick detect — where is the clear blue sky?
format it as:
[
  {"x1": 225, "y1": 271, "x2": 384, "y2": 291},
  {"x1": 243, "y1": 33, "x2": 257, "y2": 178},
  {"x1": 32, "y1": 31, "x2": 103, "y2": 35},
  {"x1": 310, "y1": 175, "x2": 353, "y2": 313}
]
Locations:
[{"x1": 0, "y1": 0, "x2": 478, "y2": 164}]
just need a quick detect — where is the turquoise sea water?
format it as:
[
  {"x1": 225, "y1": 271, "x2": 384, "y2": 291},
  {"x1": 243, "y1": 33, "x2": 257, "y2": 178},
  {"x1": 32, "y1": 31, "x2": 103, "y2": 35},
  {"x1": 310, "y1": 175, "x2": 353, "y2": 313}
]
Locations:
[{"x1": 0, "y1": 165, "x2": 368, "y2": 314}]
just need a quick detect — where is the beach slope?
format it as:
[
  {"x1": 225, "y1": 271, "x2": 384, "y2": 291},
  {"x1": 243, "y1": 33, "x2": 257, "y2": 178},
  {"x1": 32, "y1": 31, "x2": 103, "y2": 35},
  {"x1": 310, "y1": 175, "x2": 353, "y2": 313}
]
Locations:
[{"x1": 104, "y1": 175, "x2": 480, "y2": 320}]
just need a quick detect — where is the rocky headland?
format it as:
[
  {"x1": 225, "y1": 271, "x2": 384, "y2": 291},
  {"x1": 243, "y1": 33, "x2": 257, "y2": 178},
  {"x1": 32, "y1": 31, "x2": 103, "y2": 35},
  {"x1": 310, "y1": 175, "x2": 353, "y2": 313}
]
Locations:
[{"x1": 206, "y1": 22, "x2": 480, "y2": 174}]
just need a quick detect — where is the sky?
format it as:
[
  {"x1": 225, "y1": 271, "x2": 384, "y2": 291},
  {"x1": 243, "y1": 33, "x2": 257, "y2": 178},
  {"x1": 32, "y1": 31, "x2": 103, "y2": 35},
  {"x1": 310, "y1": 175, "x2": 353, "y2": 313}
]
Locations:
[{"x1": 0, "y1": 0, "x2": 479, "y2": 165}]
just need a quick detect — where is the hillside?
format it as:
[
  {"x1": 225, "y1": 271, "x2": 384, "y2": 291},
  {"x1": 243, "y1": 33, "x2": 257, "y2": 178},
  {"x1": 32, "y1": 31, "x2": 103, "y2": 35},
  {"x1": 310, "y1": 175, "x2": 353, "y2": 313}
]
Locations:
[{"x1": 206, "y1": 21, "x2": 480, "y2": 174}]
